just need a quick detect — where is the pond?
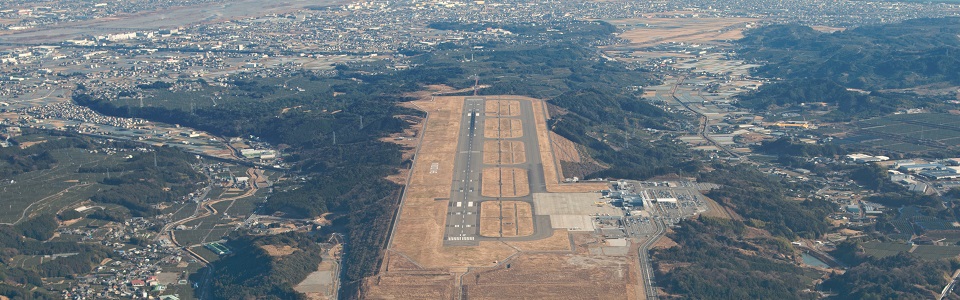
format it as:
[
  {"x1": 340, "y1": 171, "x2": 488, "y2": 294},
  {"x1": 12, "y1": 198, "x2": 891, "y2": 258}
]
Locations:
[{"x1": 801, "y1": 252, "x2": 830, "y2": 268}]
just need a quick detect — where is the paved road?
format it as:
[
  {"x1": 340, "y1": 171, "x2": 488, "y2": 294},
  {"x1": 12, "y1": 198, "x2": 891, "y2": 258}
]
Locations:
[
  {"x1": 638, "y1": 204, "x2": 667, "y2": 300},
  {"x1": 939, "y1": 268, "x2": 960, "y2": 299}
]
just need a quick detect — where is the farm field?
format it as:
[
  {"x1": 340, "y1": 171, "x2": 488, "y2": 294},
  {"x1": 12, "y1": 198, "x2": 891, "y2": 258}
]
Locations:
[
  {"x1": 912, "y1": 245, "x2": 960, "y2": 260},
  {"x1": 862, "y1": 241, "x2": 912, "y2": 258},
  {"x1": 0, "y1": 148, "x2": 126, "y2": 223},
  {"x1": 848, "y1": 113, "x2": 960, "y2": 154}
]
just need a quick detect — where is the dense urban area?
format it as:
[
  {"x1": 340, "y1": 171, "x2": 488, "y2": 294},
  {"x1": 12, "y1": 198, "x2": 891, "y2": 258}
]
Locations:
[{"x1": 1, "y1": 0, "x2": 960, "y2": 299}]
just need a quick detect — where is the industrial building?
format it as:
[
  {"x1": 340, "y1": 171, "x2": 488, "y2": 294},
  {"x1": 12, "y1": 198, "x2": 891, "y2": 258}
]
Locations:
[{"x1": 846, "y1": 153, "x2": 889, "y2": 163}]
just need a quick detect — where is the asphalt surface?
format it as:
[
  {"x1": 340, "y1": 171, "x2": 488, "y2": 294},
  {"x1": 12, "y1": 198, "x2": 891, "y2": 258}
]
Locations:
[
  {"x1": 444, "y1": 97, "x2": 485, "y2": 244},
  {"x1": 443, "y1": 97, "x2": 553, "y2": 246}
]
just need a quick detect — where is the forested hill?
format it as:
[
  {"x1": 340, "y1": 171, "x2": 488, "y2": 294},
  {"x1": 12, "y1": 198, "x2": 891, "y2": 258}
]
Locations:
[{"x1": 738, "y1": 17, "x2": 960, "y2": 90}]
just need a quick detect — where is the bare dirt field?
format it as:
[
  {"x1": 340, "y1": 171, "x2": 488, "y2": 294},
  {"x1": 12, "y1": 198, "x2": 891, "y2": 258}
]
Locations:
[
  {"x1": 506, "y1": 229, "x2": 572, "y2": 252},
  {"x1": 479, "y1": 201, "x2": 503, "y2": 237},
  {"x1": 699, "y1": 194, "x2": 736, "y2": 220},
  {"x1": 485, "y1": 100, "x2": 521, "y2": 117},
  {"x1": 295, "y1": 260, "x2": 336, "y2": 300},
  {"x1": 365, "y1": 252, "x2": 457, "y2": 300},
  {"x1": 484, "y1": 118, "x2": 523, "y2": 139},
  {"x1": 550, "y1": 132, "x2": 582, "y2": 163},
  {"x1": 482, "y1": 140, "x2": 526, "y2": 165},
  {"x1": 461, "y1": 253, "x2": 639, "y2": 300},
  {"x1": 481, "y1": 167, "x2": 530, "y2": 198},
  {"x1": 505, "y1": 201, "x2": 534, "y2": 237},
  {"x1": 261, "y1": 245, "x2": 297, "y2": 257},
  {"x1": 650, "y1": 234, "x2": 680, "y2": 250},
  {"x1": 528, "y1": 96, "x2": 608, "y2": 193}
]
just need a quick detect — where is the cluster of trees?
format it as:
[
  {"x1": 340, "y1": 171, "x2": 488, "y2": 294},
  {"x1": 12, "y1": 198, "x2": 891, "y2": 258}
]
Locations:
[
  {"x1": 135, "y1": 80, "x2": 172, "y2": 90},
  {"x1": 0, "y1": 276, "x2": 51, "y2": 300},
  {"x1": 36, "y1": 251, "x2": 112, "y2": 278},
  {"x1": 653, "y1": 217, "x2": 818, "y2": 300},
  {"x1": 734, "y1": 18, "x2": 960, "y2": 121},
  {"x1": 15, "y1": 215, "x2": 58, "y2": 241},
  {"x1": 738, "y1": 18, "x2": 960, "y2": 90},
  {"x1": 0, "y1": 130, "x2": 202, "y2": 217},
  {"x1": 0, "y1": 131, "x2": 96, "y2": 177},
  {"x1": 81, "y1": 147, "x2": 203, "y2": 217},
  {"x1": 79, "y1": 74, "x2": 415, "y2": 298},
  {"x1": 198, "y1": 233, "x2": 324, "y2": 300},
  {"x1": 0, "y1": 216, "x2": 116, "y2": 299},
  {"x1": 699, "y1": 164, "x2": 835, "y2": 239},
  {"x1": 822, "y1": 249, "x2": 957, "y2": 299},
  {"x1": 735, "y1": 79, "x2": 934, "y2": 121}
]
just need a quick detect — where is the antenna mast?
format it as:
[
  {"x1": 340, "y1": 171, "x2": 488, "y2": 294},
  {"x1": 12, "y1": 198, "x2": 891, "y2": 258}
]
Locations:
[{"x1": 472, "y1": 74, "x2": 479, "y2": 96}]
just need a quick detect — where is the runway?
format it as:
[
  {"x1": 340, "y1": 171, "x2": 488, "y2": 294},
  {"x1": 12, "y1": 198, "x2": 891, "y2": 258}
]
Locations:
[
  {"x1": 443, "y1": 96, "x2": 553, "y2": 246},
  {"x1": 443, "y1": 97, "x2": 485, "y2": 244}
]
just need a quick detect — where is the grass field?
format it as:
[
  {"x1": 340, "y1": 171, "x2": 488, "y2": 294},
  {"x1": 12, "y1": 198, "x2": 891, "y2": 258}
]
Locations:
[
  {"x1": 484, "y1": 118, "x2": 524, "y2": 139},
  {"x1": 481, "y1": 167, "x2": 530, "y2": 198},
  {"x1": 485, "y1": 100, "x2": 521, "y2": 117},
  {"x1": 483, "y1": 140, "x2": 526, "y2": 165},
  {"x1": 478, "y1": 201, "x2": 534, "y2": 237},
  {"x1": 862, "y1": 241, "x2": 912, "y2": 258}
]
